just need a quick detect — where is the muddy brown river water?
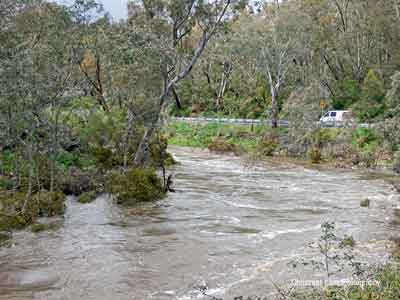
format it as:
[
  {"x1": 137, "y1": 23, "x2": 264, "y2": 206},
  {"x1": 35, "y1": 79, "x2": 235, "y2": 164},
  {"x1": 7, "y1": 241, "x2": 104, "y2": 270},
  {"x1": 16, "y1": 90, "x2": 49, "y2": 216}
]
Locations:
[{"x1": 0, "y1": 147, "x2": 399, "y2": 300}]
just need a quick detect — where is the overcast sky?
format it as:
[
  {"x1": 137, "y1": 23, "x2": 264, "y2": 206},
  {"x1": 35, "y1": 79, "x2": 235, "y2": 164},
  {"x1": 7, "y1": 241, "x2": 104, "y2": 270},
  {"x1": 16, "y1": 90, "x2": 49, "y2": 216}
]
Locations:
[{"x1": 57, "y1": 0, "x2": 129, "y2": 20}]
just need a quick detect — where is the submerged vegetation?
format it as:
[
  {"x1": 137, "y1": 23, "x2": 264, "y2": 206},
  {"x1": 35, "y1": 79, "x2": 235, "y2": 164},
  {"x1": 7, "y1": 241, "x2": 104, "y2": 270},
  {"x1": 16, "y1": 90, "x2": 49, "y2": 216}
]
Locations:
[
  {"x1": 167, "y1": 121, "x2": 399, "y2": 172},
  {"x1": 105, "y1": 168, "x2": 165, "y2": 206},
  {"x1": 77, "y1": 191, "x2": 98, "y2": 204}
]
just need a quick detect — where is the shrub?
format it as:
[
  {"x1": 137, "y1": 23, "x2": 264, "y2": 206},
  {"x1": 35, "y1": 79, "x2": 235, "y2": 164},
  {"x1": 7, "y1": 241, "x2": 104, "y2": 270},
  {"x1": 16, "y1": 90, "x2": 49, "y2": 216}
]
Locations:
[
  {"x1": 0, "y1": 190, "x2": 65, "y2": 232},
  {"x1": 58, "y1": 168, "x2": 97, "y2": 195},
  {"x1": 28, "y1": 191, "x2": 65, "y2": 218},
  {"x1": 308, "y1": 147, "x2": 322, "y2": 164},
  {"x1": 0, "y1": 177, "x2": 14, "y2": 190},
  {"x1": 359, "y1": 151, "x2": 379, "y2": 168},
  {"x1": 332, "y1": 79, "x2": 362, "y2": 109},
  {"x1": 360, "y1": 198, "x2": 370, "y2": 208},
  {"x1": 393, "y1": 151, "x2": 400, "y2": 174},
  {"x1": 149, "y1": 134, "x2": 177, "y2": 167},
  {"x1": 352, "y1": 128, "x2": 379, "y2": 150},
  {"x1": 0, "y1": 231, "x2": 11, "y2": 244},
  {"x1": 31, "y1": 223, "x2": 46, "y2": 233},
  {"x1": 258, "y1": 137, "x2": 278, "y2": 156},
  {"x1": 208, "y1": 137, "x2": 242, "y2": 155},
  {"x1": 257, "y1": 131, "x2": 279, "y2": 156},
  {"x1": 0, "y1": 151, "x2": 16, "y2": 175},
  {"x1": 77, "y1": 191, "x2": 97, "y2": 204},
  {"x1": 340, "y1": 235, "x2": 356, "y2": 248},
  {"x1": 31, "y1": 222, "x2": 58, "y2": 233},
  {"x1": 90, "y1": 146, "x2": 122, "y2": 169},
  {"x1": 106, "y1": 168, "x2": 164, "y2": 205}
]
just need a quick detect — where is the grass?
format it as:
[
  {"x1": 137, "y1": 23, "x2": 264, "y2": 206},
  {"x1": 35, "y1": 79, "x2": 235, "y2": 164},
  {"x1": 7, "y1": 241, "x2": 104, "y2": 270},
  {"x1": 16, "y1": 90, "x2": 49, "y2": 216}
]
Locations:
[
  {"x1": 167, "y1": 121, "x2": 274, "y2": 152},
  {"x1": 166, "y1": 123, "x2": 385, "y2": 163}
]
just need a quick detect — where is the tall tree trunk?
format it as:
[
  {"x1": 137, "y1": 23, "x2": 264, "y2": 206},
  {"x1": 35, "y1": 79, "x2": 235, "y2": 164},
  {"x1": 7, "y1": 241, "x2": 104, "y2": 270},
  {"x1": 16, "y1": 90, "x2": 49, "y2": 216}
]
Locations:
[
  {"x1": 133, "y1": 125, "x2": 156, "y2": 167},
  {"x1": 271, "y1": 89, "x2": 278, "y2": 128},
  {"x1": 133, "y1": 1, "x2": 231, "y2": 167},
  {"x1": 123, "y1": 104, "x2": 135, "y2": 170},
  {"x1": 22, "y1": 142, "x2": 33, "y2": 214}
]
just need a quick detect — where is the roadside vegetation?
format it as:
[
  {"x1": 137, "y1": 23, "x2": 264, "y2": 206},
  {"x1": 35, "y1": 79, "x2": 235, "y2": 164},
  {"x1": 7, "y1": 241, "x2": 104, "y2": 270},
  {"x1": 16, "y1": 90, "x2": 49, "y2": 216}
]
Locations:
[
  {"x1": 167, "y1": 122, "x2": 269, "y2": 152},
  {"x1": 167, "y1": 121, "x2": 400, "y2": 174}
]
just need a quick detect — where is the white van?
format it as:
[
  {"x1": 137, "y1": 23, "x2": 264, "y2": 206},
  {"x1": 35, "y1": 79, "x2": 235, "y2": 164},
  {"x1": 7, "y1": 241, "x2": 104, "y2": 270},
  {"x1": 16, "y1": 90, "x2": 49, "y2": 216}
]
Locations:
[{"x1": 319, "y1": 110, "x2": 353, "y2": 125}]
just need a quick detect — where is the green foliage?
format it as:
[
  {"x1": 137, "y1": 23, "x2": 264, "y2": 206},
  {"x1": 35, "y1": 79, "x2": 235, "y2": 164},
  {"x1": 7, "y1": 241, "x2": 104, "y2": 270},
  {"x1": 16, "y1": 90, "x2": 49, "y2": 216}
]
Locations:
[
  {"x1": 0, "y1": 151, "x2": 16, "y2": 175},
  {"x1": 0, "y1": 215, "x2": 28, "y2": 231},
  {"x1": 340, "y1": 235, "x2": 356, "y2": 248},
  {"x1": 308, "y1": 147, "x2": 322, "y2": 163},
  {"x1": 353, "y1": 70, "x2": 386, "y2": 121},
  {"x1": 352, "y1": 128, "x2": 378, "y2": 150},
  {"x1": 167, "y1": 121, "x2": 266, "y2": 152},
  {"x1": 0, "y1": 190, "x2": 65, "y2": 232},
  {"x1": 106, "y1": 168, "x2": 164, "y2": 205},
  {"x1": 56, "y1": 150, "x2": 96, "y2": 169},
  {"x1": 80, "y1": 110, "x2": 126, "y2": 148},
  {"x1": 58, "y1": 168, "x2": 97, "y2": 196},
  {"x1": 290, "y1": 221, "x2": 367, "y2": 279},
  {"x1": 31, "y1": 222, "x2": 59, "y2": 233},
  {"x1": 90, "y1": 146, "x2": 121, "y2": 168},
  {"x1": 363, "y1": 70, "x2": 385, "y2": 102},
  {"x1": 360, "y1": 198, "x2": 370, "y2": 208},
  {"x1": 0, "y1": 177, "x2": 14, "y2": 190},
  {"x1": 31, "y1": 223, "x2": 46, "y2": 233},
  {"x1": 149, "y1": 134, "x2": 176, "y2": 167},
  {"x1": 257, "y1": 131, "x2": 279, "y2": 156},
  {"x1": 307, "y1": 128, "x2": 340, "y2": 150},
  {"x1": 77, "y1": 191, "x2": 97, "y2": 204},
  {"x1": 208, "y1": 137, "x2": 242, "y2": 155},
  {"x1": 332, "y1": 80, "x2": 362, "y2": 110},
  {"x1": 385, "y1": 72, "x2": 400, "y2": 117},
  {"x1": 31, "y1": 191, "x2": 66, "y2": 217}
]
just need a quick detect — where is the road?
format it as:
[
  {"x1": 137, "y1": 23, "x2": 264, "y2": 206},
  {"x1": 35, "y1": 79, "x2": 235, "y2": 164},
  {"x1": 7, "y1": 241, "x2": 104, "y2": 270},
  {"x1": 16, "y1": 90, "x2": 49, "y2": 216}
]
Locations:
[{"x1": 171, "y1": 117, "x2": 371, "y2": 128}]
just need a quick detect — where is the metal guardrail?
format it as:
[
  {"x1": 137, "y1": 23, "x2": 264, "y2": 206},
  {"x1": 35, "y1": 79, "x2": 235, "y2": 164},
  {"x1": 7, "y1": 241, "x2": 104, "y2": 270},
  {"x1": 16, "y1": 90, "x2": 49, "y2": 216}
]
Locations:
[
  {"x1": 172, "y1": 117, "x2": 289, "y2": 127},
  {"x1": 171, "y1": 117, "x2": 371, "y2": 128}
]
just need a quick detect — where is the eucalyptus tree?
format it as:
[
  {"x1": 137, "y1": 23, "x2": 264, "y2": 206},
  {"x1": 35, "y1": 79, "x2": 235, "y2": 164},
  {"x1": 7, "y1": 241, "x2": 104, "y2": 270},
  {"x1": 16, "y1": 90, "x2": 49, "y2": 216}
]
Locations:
[
  {"x1": 242, "y1": 2, "x2": 297, "y2": 128},
  {"x1": 0, "y1": 1, "x2": 76, "y2": 201},
  {"x1": 69, "y1": 0, "x2": 112, "y2": 112},
  {"x1": 128, "y1": 0, "x2": 237, "y2": 166},
  {"x1": 196, "y1": 29, "x2": 237, "y2": 112}
]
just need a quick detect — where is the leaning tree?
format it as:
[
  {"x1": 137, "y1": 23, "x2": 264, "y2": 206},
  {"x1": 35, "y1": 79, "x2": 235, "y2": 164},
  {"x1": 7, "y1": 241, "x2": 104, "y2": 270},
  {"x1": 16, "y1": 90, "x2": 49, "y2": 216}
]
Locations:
[{"x1": 129, "y1": 0, "x2": 237, "y2": 166}]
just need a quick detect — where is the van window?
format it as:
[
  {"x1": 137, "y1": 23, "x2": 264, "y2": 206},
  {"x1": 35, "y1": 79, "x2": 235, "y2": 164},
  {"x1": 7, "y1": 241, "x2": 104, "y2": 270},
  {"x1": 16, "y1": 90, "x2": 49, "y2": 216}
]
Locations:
[
  {"x1": 324, "y1": 112, "x2": 330, "y2": 117},
  {"x1": 330, "y1": 112, "x2": 337, "y2": 117}
]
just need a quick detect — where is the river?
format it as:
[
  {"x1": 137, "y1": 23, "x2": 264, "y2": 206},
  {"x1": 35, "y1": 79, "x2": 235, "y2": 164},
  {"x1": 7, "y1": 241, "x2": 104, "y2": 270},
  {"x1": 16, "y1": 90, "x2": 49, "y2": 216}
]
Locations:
[{"x1": 0, "y1": 147, "x2": 399, "y2": 300}]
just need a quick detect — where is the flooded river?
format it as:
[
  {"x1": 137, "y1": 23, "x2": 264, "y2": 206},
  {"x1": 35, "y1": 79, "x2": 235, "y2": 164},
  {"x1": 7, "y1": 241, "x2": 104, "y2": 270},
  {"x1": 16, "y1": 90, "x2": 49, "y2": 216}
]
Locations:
[{"x1": 0, "y1": 147, "x2": 399, "y2": 299}]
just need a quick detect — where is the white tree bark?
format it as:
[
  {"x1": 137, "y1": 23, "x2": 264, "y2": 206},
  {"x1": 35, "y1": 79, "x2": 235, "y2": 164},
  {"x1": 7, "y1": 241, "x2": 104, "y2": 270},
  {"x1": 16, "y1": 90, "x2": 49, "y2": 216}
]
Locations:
[{"x1": 133, "y1": 0, "x2": 232, "y2": 166}]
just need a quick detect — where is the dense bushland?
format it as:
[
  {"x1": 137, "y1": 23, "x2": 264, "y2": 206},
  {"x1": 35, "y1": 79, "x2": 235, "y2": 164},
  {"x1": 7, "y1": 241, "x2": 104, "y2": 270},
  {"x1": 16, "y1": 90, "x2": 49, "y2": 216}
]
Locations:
[{"x1": 0, "y1": 0, "x2": 235, "y2": 235}]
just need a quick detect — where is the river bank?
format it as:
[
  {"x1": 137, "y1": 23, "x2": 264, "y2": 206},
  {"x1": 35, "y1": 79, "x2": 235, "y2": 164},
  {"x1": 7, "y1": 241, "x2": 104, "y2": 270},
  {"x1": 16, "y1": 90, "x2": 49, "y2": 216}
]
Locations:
[
  {"x1": 166, "y1": 121, "x2": 400, "y2": 182},
  {"x1": 0, "y1": 146, "x2": 399, "y2": 300}
]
